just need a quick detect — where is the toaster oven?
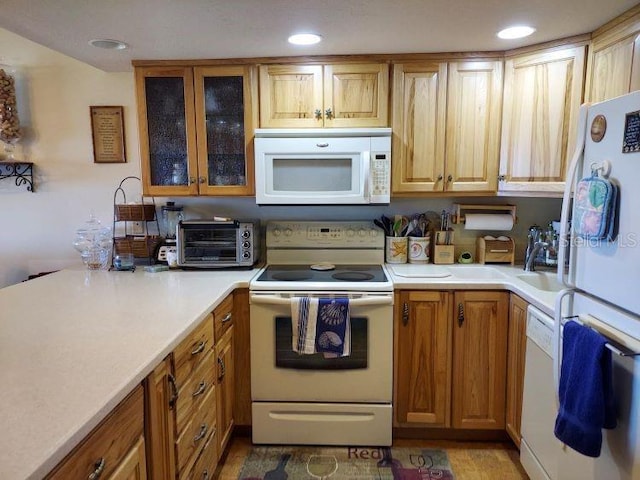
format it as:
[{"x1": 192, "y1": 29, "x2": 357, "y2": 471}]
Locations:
[{"x1": 177, "y1": 219, "x2": 259, "y2": 268}]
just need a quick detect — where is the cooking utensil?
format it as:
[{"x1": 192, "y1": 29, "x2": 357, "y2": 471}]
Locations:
[
  {"x1": 393, "y1": 215, "x2": 409, "y2": 237},
  {"x1": 374, "y1": 219, "x2": 390, "y2": 236}
]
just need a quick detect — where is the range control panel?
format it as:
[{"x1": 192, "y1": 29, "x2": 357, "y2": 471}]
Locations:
[{"x1": 266, "y1": 221, "x2": 384, "y2": 248}]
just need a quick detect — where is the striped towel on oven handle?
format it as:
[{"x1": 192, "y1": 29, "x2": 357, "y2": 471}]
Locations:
[{"x1": 291, "y1": 297, "x2": 318, "y2": 354}]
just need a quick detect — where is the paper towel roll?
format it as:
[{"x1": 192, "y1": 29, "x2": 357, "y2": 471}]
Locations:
[{"x1": 464, "y1": 213, "x2": 514, "y2": 231}]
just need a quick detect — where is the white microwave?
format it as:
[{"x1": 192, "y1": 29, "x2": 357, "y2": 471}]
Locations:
[{"x1": 254, "y1": 128, "x2": 391, "y2": 205}]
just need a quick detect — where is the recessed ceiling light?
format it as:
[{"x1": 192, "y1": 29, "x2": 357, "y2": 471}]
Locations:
[
  {"x1": 497, "y1": 25, "x2": 536, "y2": 40},
  {"x1": 288, "y1": 33, "x2": 322, "y2": 46},
  {"x1": 89, "y1": 39, "x2": 129, "y2": 50}
]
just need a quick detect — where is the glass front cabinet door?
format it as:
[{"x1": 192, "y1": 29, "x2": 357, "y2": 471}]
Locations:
[{"x1": 135, "y1": 65, "x2": 257, "y2": 196}]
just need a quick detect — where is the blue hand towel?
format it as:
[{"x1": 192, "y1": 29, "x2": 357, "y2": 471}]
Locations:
[{"x1": 554, "y1": 321, "x2": 617, "y2": 457}]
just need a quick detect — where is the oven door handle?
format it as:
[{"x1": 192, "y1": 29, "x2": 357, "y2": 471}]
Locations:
[{"x1": 250, "y1": 294, "x2": 393, "y2": 306}]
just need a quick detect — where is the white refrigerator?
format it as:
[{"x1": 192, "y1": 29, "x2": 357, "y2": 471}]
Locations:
[{"x1": 553, "y1": 91, "x2": 640, "y2": 479}]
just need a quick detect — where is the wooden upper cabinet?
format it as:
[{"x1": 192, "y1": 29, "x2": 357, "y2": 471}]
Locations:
[
  {"x1": 259, "y1": 63, "x2": 389, "y2": 127},
  {"x1": 587, "y1": 8, "x2": 640, "y2": 103},
  {"x1": 392, "y1": 62, "x2": 447, "y2": 193},
  {"x1": 394, "y1": 290, "x2": 452, "y2": 428},
  {"x1": 392, "y1": 60, "x2": 502, "y2": 194},
  {"x1": 194, "y1": 65, "x2": 257, "y2": 196},
  {"x1": 136, "y1": 66, "x2": 199, "y2": 196},
  {"x1": 452, "y1": 291, "x2": 509, "y2": 430},
  {"x1": 135, "y1": 65, "x2": 257, "y2": 196},
  {"x1": 446, "y1": 61, "x2": 503, "y2": 193},
  {"x1": 499, "y1": 45, "x2": 586, "y2": 195}
]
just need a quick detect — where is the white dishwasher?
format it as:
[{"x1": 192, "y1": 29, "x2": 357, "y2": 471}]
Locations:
[{"x1": 520, "y1": 305, "x2": 559, "y2": 480}]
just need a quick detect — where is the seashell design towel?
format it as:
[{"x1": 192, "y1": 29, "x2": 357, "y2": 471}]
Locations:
[{"x1": 291, "y1": 297, "x2": 351, "y2": 357}]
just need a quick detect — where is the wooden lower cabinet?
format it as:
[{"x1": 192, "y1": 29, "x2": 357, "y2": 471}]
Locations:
[
  {"x1": 145, "y1": 292, "x2": 239, "y2": 479},
  {"x1": 394, "y1": 290, "x2": 452, "y2": 427},
  {"x1": 506, "y1": 294, "x2": 528, "y2": 447},
  {"x1": 452, "y1": 291, "x2": 509, "y2": 430},
  {"x1": 46, "y1": 386, "x2": 146, "y2": 480},
  {"x1": 394, "y1": 290, "x2": 509, "y2": 433}
]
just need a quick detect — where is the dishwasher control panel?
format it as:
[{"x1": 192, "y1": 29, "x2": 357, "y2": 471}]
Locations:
[{"x1": 526, "y1": 305, "x2": 554, "y2": 356}]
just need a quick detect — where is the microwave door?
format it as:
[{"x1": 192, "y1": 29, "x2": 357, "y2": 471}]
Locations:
[{"x1": 259, "y1": 153, "x2": 367, "y2": 204}]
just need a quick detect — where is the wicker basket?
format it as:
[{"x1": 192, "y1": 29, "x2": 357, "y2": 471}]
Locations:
[
  {"x1": 114, "y1": 235, "x2": 162, "y2": 258},
  {"x1": 114, "y1": 204, "x2": 156, "y2": 222}
]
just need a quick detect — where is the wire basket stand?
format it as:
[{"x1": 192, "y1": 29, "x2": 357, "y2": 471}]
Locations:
[{"x1": 112, "y1": 176, "x2": 161, "y2": 269}]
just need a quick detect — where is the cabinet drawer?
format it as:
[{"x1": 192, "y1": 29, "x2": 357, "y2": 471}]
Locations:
[
  {"x1": 174, "y1": 314, "x2": 214, "y2": 386},
  {"x1": 183, "y1": 428, "x2": 218, "y2": 480},
  {"x1": 214, "y1": 295, "x2": 234, "y2": 342},
  {"x1": 176, "y1": 349, "x2": 216, "y2": 433},
  {"x1": 176, "y1": 386, "x2": 216, "y2": 476},
  {"x1": 46, "y1": 385, "x2": 144, "y2": 479}
]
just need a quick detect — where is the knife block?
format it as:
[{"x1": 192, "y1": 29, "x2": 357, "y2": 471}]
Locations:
[
  {"x1": 476, "y1": 237, "x2": 515, "y2": 265},
  {"x1": 433, "y1": 230, "x2": 455, "y2": 264}
]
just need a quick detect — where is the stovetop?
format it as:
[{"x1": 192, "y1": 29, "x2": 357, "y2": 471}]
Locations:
[{"x1": 256, "y1": 264, "x2": 387, "y2": 283}]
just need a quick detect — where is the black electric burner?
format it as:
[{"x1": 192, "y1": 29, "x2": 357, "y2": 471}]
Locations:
[{"x1": 256, "y1": 264, "x2": 387, "y2": 283}]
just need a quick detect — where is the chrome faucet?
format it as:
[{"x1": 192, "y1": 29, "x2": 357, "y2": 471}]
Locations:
[
  {"x1": 524, "y1": 241, "x2": 549, "y2": 271},
  {"x1": 524, "y1": 225, "x2": 544, "y2": 271}
]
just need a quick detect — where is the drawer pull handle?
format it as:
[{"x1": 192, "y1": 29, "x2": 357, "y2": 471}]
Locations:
[
  {"x1": 458, "y1": 302, "x2": 465, "y2": 327},
  {"x1": 218, "y1": 357, "x2": 226, "y2": 380},
  {"x1": 191, "y1": 340, "x2": 207, "y2": 355},
  {"x1": 88, "y1": 458, "x2": 105, "y2": 480},
  {"x1": 402, "y1": 302, "x2": 409, "y2": 326},
  {"x1": 221, "y1": 312, "x2": 232, "y2": 323},
  {"x1": 168, "y1": 373, "x2": 178, "y2": 408},
  {"x1": 203, "y1": 469, "x2": 209, "y2": 480},
  {"x1": 192, "y1": 380, "x2": 207, "y2": 397},
  {"x1": 193, "y1": 423, "x2": 208, "y2": 444}
]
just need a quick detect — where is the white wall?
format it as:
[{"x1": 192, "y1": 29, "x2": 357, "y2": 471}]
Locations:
[
  {"x1": 0, "y1": 28, "x2": 141, "y2": 287},
  {"x1": 0, "y1": 28, "x2": 563, "y2": 287}
]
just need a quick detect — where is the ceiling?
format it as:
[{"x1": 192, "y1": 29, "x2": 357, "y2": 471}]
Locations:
[{"x1": 0, "y1": 0, "x2": 638, "y2": 72}]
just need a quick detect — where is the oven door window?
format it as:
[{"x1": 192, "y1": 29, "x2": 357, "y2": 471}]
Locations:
[
  {"x1": 182, "y1": 227, "x2": 237, "y2": 262},
  {"x1": 275, "y1": 316, "x2": 367, "y2": 370}
]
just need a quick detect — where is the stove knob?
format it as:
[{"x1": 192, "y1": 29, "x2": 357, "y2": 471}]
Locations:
[
  {"x1": 242, "y1": 241, "x2": 251, "y2": 249},
  {"x1": 347, "y1": 229, "x2": 355, "y2": 237},
  {"x1": 358, "y1": 228, "x2": 367, "y2": 237},
  {"x1": 242, "y1": 251, "x2": 251, "y2": 259},
  {"x1": 285, "y1": 228, "x2": 293, "y2": 236},
  {"x1": 273, "y1": 228, "x2": 282, "y2": 237},
  {"x1": 241, "y1": 230, "x2": 251, "y2": 239},
  {"x1": 370, "y1": 229, "x2": 378, "y2": 237}
]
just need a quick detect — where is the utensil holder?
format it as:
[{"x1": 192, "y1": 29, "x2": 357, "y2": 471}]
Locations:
[
  {"x1": 386, "y1": 236, "x2": 408, "y2": 263},
  {"x1": 433, "y1": 230, "x2": 454, "y2": 264},
  {"x1": 408, "y1": 235, "x2": 430, "y2": 264}
]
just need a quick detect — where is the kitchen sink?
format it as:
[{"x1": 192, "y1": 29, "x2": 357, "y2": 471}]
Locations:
[{"x1": 516, "y1": 272, "x2": 564, "y2": 292}]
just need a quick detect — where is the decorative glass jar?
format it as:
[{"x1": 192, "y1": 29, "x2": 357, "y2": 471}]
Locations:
[{"x1": 73, "y1": 214, "x2": 113, "y2": 270}]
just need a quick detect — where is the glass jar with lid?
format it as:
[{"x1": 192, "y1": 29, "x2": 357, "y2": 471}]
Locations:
[{"x1": 72, "y1": 214, "x2": 113, "y2": 270}]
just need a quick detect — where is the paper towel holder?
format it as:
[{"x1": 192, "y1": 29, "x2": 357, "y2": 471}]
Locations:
[{"x1": 452, "y1": 203, "x2": 517, "y2": 225}]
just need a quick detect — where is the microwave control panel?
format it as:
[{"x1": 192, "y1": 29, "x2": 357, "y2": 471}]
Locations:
[{"x1": 369, "y1": 151, "x2": 391, "y2": 203}]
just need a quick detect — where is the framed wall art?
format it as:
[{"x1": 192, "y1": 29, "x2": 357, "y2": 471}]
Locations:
[{"x1": 90, "y1": 105, "x2": 126, "y2": 163}]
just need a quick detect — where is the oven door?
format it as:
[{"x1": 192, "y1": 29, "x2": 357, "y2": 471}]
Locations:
[{"x1": 249, "y1": 291, "x2": 393, "y2": 402}]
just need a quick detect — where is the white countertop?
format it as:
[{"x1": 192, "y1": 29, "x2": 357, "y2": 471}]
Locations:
[
  {"x1": 0, "y1": 263, "x2": 561, "y2": 479},
  {"x1": 0, "y1": 267, "x2": 258, "y2": 480}
]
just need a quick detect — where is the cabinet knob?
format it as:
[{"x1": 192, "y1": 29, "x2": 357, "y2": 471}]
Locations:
[
  {"x1": 437, "y1": 174, "x2": 443, "y2": 181},
  {"x1": 88, "y1": 457, "x2": 105, "y2": 480},
  {"x1": 199, "y1": 176, "x2": 206, "y2": 184},
  {"x1": 457, "y1": 303, "x2": 465, "y2": 327},
  {"x1": 193, "y1": 423, "x2": 208, "y2": 445},
  {"x1": 325, "y1": 107, "x2": 333, "y2": 120},
  {"x1": 447, "y1": 175, "x2": 453, "y2": 183},
  {"x1": 314, "y1": 109, "x2": 322, "y2": 120},
  {"x1": 168, "y1": 373, "x2": 178, "y2": 408},
  {"x1": 218, "y1": 356, "x2": 226, "y2": 380},
  {"x1": 498, "y1": 174, "x2": 506, "y2": 181},
  {"x1": 402, "y1": 302, "x2": 409, "y2": 326},
  {"x1": 189, "y1": 177, "x2": 198, "y2": 185}
]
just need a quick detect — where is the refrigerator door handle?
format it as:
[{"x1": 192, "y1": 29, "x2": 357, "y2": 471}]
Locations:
[
  {"x1": 558, "y1": 102, "x2": 590, "y2": 288},
  {"x1": 553, "y1": 288, "x2": 576, "y2": 407}
]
